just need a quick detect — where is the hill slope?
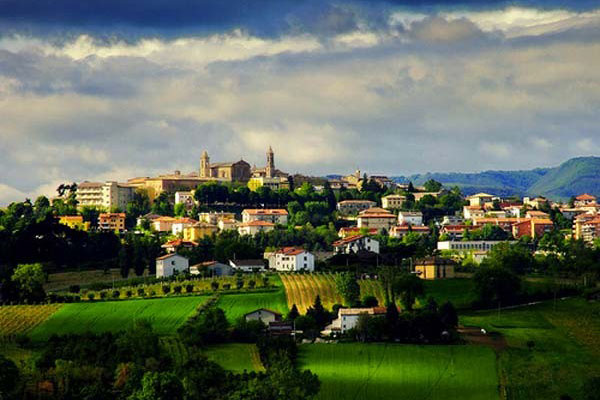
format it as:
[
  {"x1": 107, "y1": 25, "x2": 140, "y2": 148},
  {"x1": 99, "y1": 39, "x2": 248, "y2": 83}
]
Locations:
[{"x1": 390, "y1": 156, "x2": 600, "y2": 200}]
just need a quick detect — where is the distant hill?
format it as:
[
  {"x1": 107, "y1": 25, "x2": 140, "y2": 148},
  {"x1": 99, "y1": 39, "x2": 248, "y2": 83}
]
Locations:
[{"x1": 389, "y1": 156, "x2": 600, "y2": 200}]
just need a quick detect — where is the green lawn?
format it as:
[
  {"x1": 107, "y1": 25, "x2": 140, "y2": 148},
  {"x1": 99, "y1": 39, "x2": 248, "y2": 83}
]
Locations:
[
  {"x1": 461, "y1": 298, "x2": 600, "y2": 400},
  {"x1": 216, "y1": 277, "x2": 288, "y2": 322},
  {"x1": 29, "y1": 296, "x2": 209, "y2": 341},
  {"x1": 299, "y1": 343, "x2": 499, "y2": 400},
  {"x1": 203, "y1": 343, "x2": 264, "y2": 372},
  {"x1": 418, "y1": 278, "x2": 477, "y2": 309}
]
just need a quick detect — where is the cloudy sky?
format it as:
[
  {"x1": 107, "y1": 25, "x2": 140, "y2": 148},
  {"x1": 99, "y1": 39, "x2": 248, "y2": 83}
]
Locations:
[{"x1": 1, "y1": 0, "x2": 600, "y2": 204}]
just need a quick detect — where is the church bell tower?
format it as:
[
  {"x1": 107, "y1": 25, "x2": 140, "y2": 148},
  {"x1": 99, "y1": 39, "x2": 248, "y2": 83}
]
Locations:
[
  {"x1": 200, "y1": 150, "x2": 210, "y2": 178},
  {"x1": 266, "y1": 146, "x2": 275, "y2": 178}
]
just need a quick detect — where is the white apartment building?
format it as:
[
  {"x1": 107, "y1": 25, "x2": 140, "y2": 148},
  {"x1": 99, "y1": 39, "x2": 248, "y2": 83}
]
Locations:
[
  {"x1": 77, "y1": 181, "x2": 135, "y2": 210},
  {"x1": 398, "y1": 211, "x2": 423, "y2": 226},
  {"x1": 241, "y1": 209, "x2": 288, "y2": 225}
]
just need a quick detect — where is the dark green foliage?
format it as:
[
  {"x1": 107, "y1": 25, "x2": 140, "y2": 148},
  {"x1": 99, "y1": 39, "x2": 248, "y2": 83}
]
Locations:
[
  {"x1": 306, "y1": 295, "x2": 332, "y2": 329},
  {"x1": 362, "y1": 295, "x2": 379, "y2": 307},
  {"x1": 583, "y1": 377, "x2": 600, "y2": 400},
  {"x1": 287, "y1": 304, "x2": 299, "y2": 321},
  {"x1": 473, "y1": 266, "x2": 521, "y2": 307},
  {"x1": 0, "y1": 355, "x2": 19, "y2": 398},
  {"x1": 335, "y1": 273, "x2": 361, "y2": 307},
  {"x1": 231, "y1": 318, "x2": 266, "y2": 342},
  {"x1": 392, "y1": 273, "x2": 425, "y2": 311},
  {"x1": 179, "y1": 307, "x2": 230, "y2": 346}
]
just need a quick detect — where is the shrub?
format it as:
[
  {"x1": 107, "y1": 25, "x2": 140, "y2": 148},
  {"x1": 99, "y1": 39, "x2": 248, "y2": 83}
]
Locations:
[
  {"x1": 236, "y1": 279, "x2": 244, "y2": 290},
  {"x1": 68, "y1": 285, "x2": 80, "y2": 293},
  {"x1": 149, "y1": 290, "x2": 156, "y2": 296},
  {"x1": 185, "y1": 284, "x2": 194, "y2": 293},
  {"x1": 87, "y1": 293, "x2": 95, "y2": 300},
  {"x1": 162, "y1": 285, "x2": 171, "y2": 295},
  {"x1": 126, "y1": 290, "x2": 133, "y2": 298},
  {"x1": 112, "y1": 290, "x2": 120, "y2": 299},
  {"x1": 248, "y1": 279, "x2": 256, "y2": 289},
  {"x1": 362, "y1": 295, "x2": 379, "y2": 307},
  {"x1": 99, "y1": 291, "x2": 107, "y2": 299},
  {"x1": 173, "y1": 285, "x2": 182, "y2": 294},
  {"x1": 222, "y1": 283, "x2": 231, "y2": 290},
  {"x1": 211, "y1": 281, "x2": 219, "y2": 291},
  {"x1": 137, "y1": 288, "x2": 145, "y2": 297}
]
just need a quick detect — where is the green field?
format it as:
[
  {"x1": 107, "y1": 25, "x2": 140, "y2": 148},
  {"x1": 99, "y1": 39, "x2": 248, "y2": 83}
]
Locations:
[
  {"x1": 216, "y1": 290, "x2": 289, "y2": 322},
  {"x1": 420, "y1": 278, "x2": 476, "y2": 309},
  {"x1": 461, "y1": 298, "x2": 600, "y2": 400},
  {"x1": 29, "y1": 296, "x2": 209, "y2": 341},
  {"x1": 203, "y1": 344, "x2": 264, "y2": 372},
  {"x1": 299, "y1": 343, "x2": 499, "y2": 400}
]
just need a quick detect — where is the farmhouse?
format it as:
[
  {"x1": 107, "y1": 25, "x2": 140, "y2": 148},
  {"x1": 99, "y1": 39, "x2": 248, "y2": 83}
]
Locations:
[
  {"x1": 189, "y1": 260, "x2": 234, "y2": 276},
  {"x1": 414, "y1": 257, "x2": 456, "y2": 280},
  {"x1": 155, "y1": 253, "x2": 189, "y2": 278},
  {"x1": 244, "y1": 308, "x2": 282, "y2": 323},
  {"x1": 333, "y1": 235, "x2": 380, "y2": 254},
  {"x1": 268, "y1": 247, "x2": 315, "y2": 272},
  {"x1": 229, "y1": 259, "x2": 266, "y2": 273},
  {"x1": 322, "y1": 307, "x2": 387, "y2": 335}
]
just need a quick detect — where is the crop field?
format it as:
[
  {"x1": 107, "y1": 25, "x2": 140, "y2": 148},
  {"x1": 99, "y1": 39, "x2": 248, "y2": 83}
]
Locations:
[
  {"x1": 461, "y1": 298, "x2": 600, "y2": 400},
  {"x1": 45, "y1": 268, "x2": 138, "y2": 291},
  {"x1": 299, "y1": 343, "x2": 499, "y2": 400},
  {"x1": 216, "y1": 290, "x2": 288, "y2": 322},
  {"x1": 280, "y1": 273, "x2": 343, "y2": 313},
  {"x1": 0, "y1": 304, "x2": 62, "y2": 339},
  {"x1": 29, "y1": 296, "x2": 209, "y2": 341}
]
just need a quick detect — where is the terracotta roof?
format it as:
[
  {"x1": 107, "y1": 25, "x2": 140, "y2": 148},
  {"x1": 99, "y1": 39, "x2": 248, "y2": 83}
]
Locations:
[
  {"x1": 360, "y1": 207, "x2": 390, "y2": 215},
  {"x1": 156, "y1": 253, "x2": 187, "y2": 261},
  {"x1": 339, "y1": 307, "x2": 386, "y2": 316},
  {"x1": 576, "y1": 194, "x2": 596, "y2": 201},
  {"x1": 99, "y1": 213, "x2": 126, "y2": 218},
  {"x1": 275, "y1": 247, "x2": 308, "y2": 255},
  {"x1": 243, "y1": 209, "x2": 288, "y2": 215},
  {"x1": 230, "y1": 259, "x2": 265, "y2": 266},
  {"x1": 333, "y1": 234, "x2": 367, "y2": 246},
  {"x1": 173, "y1": 217, "x2": 198, "y2": 224},
  {"x1": 391, "y1": 225, "x2": 430, "y2": 232},
  {"x1": 338, "y1": 200, "x2": 376, "y2": 204},
  {"x1": 162, "y1": 239, "x2": 198, "y2": 248}
]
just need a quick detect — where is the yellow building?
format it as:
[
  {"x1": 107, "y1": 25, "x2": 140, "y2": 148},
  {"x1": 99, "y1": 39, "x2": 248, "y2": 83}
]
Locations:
[
  {"x1": 247, "y1": 176, "x2": 290, "y2": 192},
  {"x1": 98, "y1": 213, "x2": 126, "y2": 232},
  {"x1": 414, "y1": 257, "x2": 456, "y2": 280},
  {"x1": 183, "y1": 222, "x2": 219, "y2": 241},
  {"x1": 58, "y1": 215, "x2": 90, "y2": 231}
]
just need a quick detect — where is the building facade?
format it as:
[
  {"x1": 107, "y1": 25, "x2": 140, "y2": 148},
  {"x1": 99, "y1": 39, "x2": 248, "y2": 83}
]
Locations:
[
  {"x1": 156, "y1": 253, "x2": 189, "y2": 278},
  {"x1": 268, "y1": 247, "x2": 315, "y2": 272},
  {"x1": 242, "y1": 209, "x2": 288, "y2": 225}
]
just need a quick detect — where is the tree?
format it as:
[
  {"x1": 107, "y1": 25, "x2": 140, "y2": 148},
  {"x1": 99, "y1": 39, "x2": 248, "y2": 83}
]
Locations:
[
  {"x1": 334, "y1": 273, "x2": 361, "y2": 306},
  {"x1": 439, "y1": 301, "x2": 458, "y2": 328},
  {"x1": 287, "y1": 304, "x2": 300, "y2": 321},
  {"x1": 362, "y1": 295, "x2": 379, "y2": 307},
  {"x1": 173, "y1": 203, "x2": 186, "y2": 218},
  {"x1": 129, "y1": 371, "x2": 184, "y2": 400},
  {"x1": 354, "y1": 312, "x2": 370, "y2": 342},
  {"x1": 423, "y1": 179, "x2": 442, "y2": 192},
  {"x1": 118, "y1": 245, "x2": 129, "y2": 278},
  {"x1": 306, "y1": 295, "x2": 330, "y2": 328},
  {"x1": 11, "y1": 263, "x2": 46, "y2": 303},
  {"x1": 392, "y1": 273, "x2": 425, "y2": 311},
  {"x1": 583, "y1": 377, "x2": 600, "y2": 400},
  {"x1": 482, "y1": 241, "x2": 535, "y2": 275},
  {"x1": 473, "y1": 266, "x2": 521, "y2": 307},
  {"x1": 0, "y1": 355, "x2": 19, "y2": 398}
]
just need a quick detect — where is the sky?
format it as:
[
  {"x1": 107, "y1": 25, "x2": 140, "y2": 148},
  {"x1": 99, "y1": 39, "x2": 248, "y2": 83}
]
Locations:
[{"x1": 1, "y1": 0, "x2": 600, "y2": 204}]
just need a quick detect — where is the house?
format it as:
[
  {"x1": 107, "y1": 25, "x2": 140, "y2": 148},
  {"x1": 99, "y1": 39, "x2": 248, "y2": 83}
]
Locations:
[
  {"x1": 156, "y1": 253, "x2": 189, "y2": 278},
  {"x1": 472, "y1": 217, "x2": 524, "y2": 233},
  {"x1": 136, "y1": 213, "x2": 161, "y2": 228},
  {"x1": 333, "y1": 235, "x2": 380, "y2": 254},
  {"x1": 58, "y1": 215, "x2": 90, "y2": 231},
  {"x1": 574, "y1": 194, "x2": 597, "y2": 208},
  {"x1": 523, "y1": 196, "x2": 548, "y2": 209},
  {"x1": 218, "y1": 218, "x2": 238, "y2": 231},
  {"x1": 322, "y1": 307, "x2": 387, "y2": 335},
  {"x1": 189, "y1": 261, "x2": 234, "y2": 276},
  {"x1": 244, "y1": 308, "x2": 282, "y2": 323},
  {"x1": 526, "y1": 210, "x2": 550, "y2": 219},
  {"x1": 466, "y1": 193, "x2": 494, "y2": 207},
  {"x1": 381, "y1": 194, "x2": 406, "y2": 210},
  {"x1": 439, "y1": 224, "x2": 473, "y2": 240},
  {"x1": 183, "y1": 222, "x2": 218, "y2": 241},
  {"x1": 152, "y1": 216, "x2": 177, "y2": 232},
  {"x1": 238, "y1": 220, "x2": 275, "y2": 236},
  {"x1": 198, "y1": 211, "x2": 236, "y2": 225},
  {"x1": 463, "y1": 205, "x2": 486, "y2": 220},
  {"x1": 247, "y1": 176, "x2": 290, "y2": 192},
  {"x1": 336, "y1": 200, "x2": 377, "y2": 215},
  {"x1": 512, "y1": 218, "x2": 554, "y2": 239},
  {"x1": 337, "y1": 227, "x2": 379, "y2": 238},
  {"x1": 414, "y1": 257, "x2": 456, "y2": 280},
  {"x1": 559, "y1": 207, "x2": 587, "y2": 220},
  {"x1": 437, "y1": 240, "x2": 511, "y2": 262},
  {"x1": 242, "y1": 209, "x2": 288, "y2": 225},
  {"x1": 412, "y1": 191, "x2": 444, "y2": 202},
  {"x1": 398, "y1": 211, "x2": 423, "y2": 226},
  {"x1": 98, "y1": 213, "x2": 126, "y2": 232},
  {"x1": 357, "y1": 208, "x2": 396, "y2": 231},
  {"x1": 441, "y1": 215, "x2": 464, "y2": 226},
  {"x1": 174, "y1": 191, "x2": 195, "y2": 209},
  {"x1": 389, "y1": 225, "x2": 430, "y2": 239},
  {"x1": 171, "y1": 217, "x2": 198, "y2": 235},
  {"x1": 268, "y1": 247, "x2": 315, "y2": 272},
  {"x1": 161, "y1": 239, "x2": 198, "y2": 253},
  {"x1": 229, "y1": 259, "x2": 266, "y2": 273}
]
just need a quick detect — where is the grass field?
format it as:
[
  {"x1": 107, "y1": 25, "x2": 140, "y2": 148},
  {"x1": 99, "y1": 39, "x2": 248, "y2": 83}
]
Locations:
[
  {"x1": 419, "y1": 279, "x2": 476, "y2": 309},
  {"x1": 299, "y1": 343, "x2": 499, "y2": 400},
  {"x1": 461, "y1": 298, "x2": 600, "y2": 400},
  {"x1": 45, "y1": 268, "x2": 140, "y2": 291},
  {"x1": 0, "y1": 304, "x2": 63, "y2": 339},
  {"x1": 216, "y1": 291, "x2": 288, "y2": 322},
  {"x1": 29, "y1": 296, "x2": 209, "y2": 341}
]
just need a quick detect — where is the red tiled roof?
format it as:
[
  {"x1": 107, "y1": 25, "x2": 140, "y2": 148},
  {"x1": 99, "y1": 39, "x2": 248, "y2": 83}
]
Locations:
[
  {"x1": 243, "y1": 209, "x2": 288, "y2": 215},
  {"x1": 275, "y1": 247, "x2": 307, "y2": 255},
  {"x1": 333, "y1": 234, "x2": 366, "y2": 246},
  {"x1": 162, "y1": 239, "x2": 198, "y2": 248},
  {"x1": 576, "y1": 194, "x2": 596, "y2": 201}
]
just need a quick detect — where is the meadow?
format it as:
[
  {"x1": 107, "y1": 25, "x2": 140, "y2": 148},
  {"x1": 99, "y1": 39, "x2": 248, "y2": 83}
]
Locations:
[
  {"x1": 0, "y1": 304, "x2": 62, "y2": 339},
  {"x1": 461, "y1": 298, "x2": 600, "y2": 400},
  {"x1": 29, "y1": 296, "x2": 209, "y2": 341},
  {"x1": 216, "y1": 290, "x2": 288, "y2": 322},
  {"x1": 299, "y1": 343, "x2": 499, "y2": 400}
]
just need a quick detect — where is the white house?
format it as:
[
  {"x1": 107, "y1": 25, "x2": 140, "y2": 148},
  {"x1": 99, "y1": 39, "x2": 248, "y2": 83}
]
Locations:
[
  {"x1": 268, "y1": 247, "x2": 315, "y2": 272},
  {"x1": 466, "y1": 193, "x2": 494, "y2": 207},
  {"x1": 171, "y1": 217, "x2": 198, "y2": 236},
  {"x1": 241, "y1": 209, "x2": 288, "y2": 225},
  {"x1": 155, "y1": 253, "x2": 189, "y2": 278},
  {"x1": 238, "y1": 220, "x2": 275, "y2": 236},
  {"x1": 332, "y1": 235, "x2": 380, "y2": 254},
  {"x1": 229, "y1": 259, "x2": 266, "y2": 273},
  {"x1": 244, "y1": 308, "x2": 282, "y2": 323},
  {"x1": 322, "y1": 307, "x2": 387, "y2": 335},
  {"x1": 174, "y1": 191, "x2": 195, "y2": 209},
  {"x1": 398, "y1": 211, "x2": 423, "y2": 226}
]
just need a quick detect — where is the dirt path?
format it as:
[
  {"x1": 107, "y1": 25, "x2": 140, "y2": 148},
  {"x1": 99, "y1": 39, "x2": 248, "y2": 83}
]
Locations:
[{"x1": 458, "y1": 326, "x2": 508, "y2": 353}]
